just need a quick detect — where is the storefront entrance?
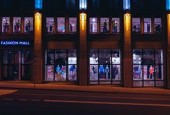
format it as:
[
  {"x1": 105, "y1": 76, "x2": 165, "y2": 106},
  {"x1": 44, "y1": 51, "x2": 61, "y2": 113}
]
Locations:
[{"x1": 1, "y1": 50, "x2": 32, "y2": 80}]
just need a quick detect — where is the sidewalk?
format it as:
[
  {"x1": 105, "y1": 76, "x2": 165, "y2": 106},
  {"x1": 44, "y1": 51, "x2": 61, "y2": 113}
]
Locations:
[{"x1": 0, "y1": 81, "x2": 170, "y2": 95}]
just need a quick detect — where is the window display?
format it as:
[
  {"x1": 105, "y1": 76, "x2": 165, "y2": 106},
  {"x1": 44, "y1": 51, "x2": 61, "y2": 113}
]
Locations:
[
  {"x1": 100, "y1": 18, "x2": 109, "y2": 33},
  {"x1": 24, "y1": 17, "x2": 33, "y2": 32},
  {"x1": 154, "y1": 18, "x2": 161, "y2": 33},
  {"x1": 45, "y1": 49, "x2": 77, "y2": 82},
  {"x1": 89, "y1": 49, "x2": 121, "y2": 85},
  {"x1": 2, "y1": 17, "x2": 10, "y2": 33},
  {"x1": 13, "y1": 17, "x2": 21, "y2": 32},
  {"x1": 46, "y1": 17, "x2": 54, "y2": 33},
  {"x1": 69, "y1": 18, "x2": 77, "y2": 33},
  {"x1": 133, "y1": 49, "x2": 164, "y2": 87},
  {"x1": 144, "y1": 18, "x2": 151, "y2": 33},
  {"x1": 89, "y1": 18, "x2": 98, "y2": 33},
  {"x1": 112, "y1": 18, "x2": 120, "y2": 33},
  {"x1": 132, "y1": 18, "x2": 140, "y2": 32},
  {"x1": 57, "y1": 17, "x2": 65, "y2": 33}
]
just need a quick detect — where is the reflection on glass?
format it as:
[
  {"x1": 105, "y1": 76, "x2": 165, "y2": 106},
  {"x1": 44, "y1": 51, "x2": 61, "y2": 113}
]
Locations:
[
  {"x1": 69, "y1": 18, "x2": 77, "y2": 33},
  {"x1": 24, "y1": 17, "x2": 33, "y2": 32},
  {"x1": 46, "y1": 17, "x2": 54, "y2": 33},
  {"x1": 132, "y1": 18, "x2": 140, "y2": 32},
  {"x1": 144, "y1": 18, "x2": 151, "y2": 33},
  {"x1": 90, "y1": 65, "x2": 98, "y2": 81},
  {"x1": 2, "y1": 17, "x2": 10, "y2": 33},
  {"x1": 90, "y1": 18, "x2": 97, "y2": 33},
  {"x1": 100, "y1": 18, "x2": 109, "y2": 33},
  {"x1": 112, "y1": 18, "x2": 120, "y2": 33},
  {"x1": 55, "y1": 65, "x2": 66, "y2": 81},
  {"x1": 46, "y1": 65, "x2": 54, "y2": 81},
  {"x1": 57, "y1": 17, "x2": 65, "y2": 33},
  {"x1": 154, "y1": 18, "x2": 161, "y2": 33},
  {"x1": 13, "y1": 17, "x2": 21, "y2": 32}
]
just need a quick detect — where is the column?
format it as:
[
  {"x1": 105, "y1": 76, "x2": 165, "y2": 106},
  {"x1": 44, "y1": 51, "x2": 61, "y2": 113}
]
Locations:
[
  {"x1": 123, "y1": 0, "x2": 133, "y2": 87},
  {"x1": 33, "y1": 0, "x2": 43, "y2": 83},
  {"x1": 167, "y1": 14, "x2": 170, "y2": 88}
]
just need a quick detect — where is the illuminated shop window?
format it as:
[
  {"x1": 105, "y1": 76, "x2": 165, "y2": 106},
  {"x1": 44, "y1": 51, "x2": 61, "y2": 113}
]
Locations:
[
  {"x1": 100, "y1": 18, "x2": 109, "y2": 33},
  {"x1": 46, "y1": 17, "x2": 54, "y2": 33},
  {"x1": 154, "y1": 18, "x2": 161, "y2": 33},
  {"x1": 68, "y1": 49, "x2": 77, "y2": 81},
  {"x1": 24, "y1": 17, "x2": 33, "y2": 33},
  {"x1": 35, "y1": 0, "x2": 42, "y2": 10},
  {"x1": 132, "y1": 18, "x2": 140, "y2": 32},
  {"x1": 69, "y1": 18, "x2": 77, "y2": 33},
  {"x1": 45, "y1": 49, "x2": 77, "y2": 82},
  {"x1": 79, "y1": 0, "x2": 87, "y2": 10},
  {"x1": 89, "y1": 18, "x2": 98, "y2": 33},
  {"x1": 89, "y1": 49, "x2": 121, "y2": 85},
  {"x1": 57, "y1": 17, "x2": 65, "y2": 33},
  {"x1": 111, "y1": 18, "x2": 120, "y2": 33},
  {"x1": 144, "y1": 18, "x2": 151, "y2": 33},
  {"x1": 133, "y1": 49, "x2": 164, "y2": 87},
  {"x1": 13, "y1": 17, "x2": 21, "y2": 33},
  {"x1": 123, "y1": 0, "x2": 131, "y2": 10},
  {"x1": 2, "y1": 17, "x2": 10, "y2": 33}
]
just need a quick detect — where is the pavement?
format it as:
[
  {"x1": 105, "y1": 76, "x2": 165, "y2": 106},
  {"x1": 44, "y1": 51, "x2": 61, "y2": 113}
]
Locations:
[{"x1": 0, "y1": 81, "x2": 170, "y2": 95}]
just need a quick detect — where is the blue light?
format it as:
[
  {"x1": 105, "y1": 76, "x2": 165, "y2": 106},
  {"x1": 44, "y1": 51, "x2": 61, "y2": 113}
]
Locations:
[
  {"x1": 79, "y1": 0, "x2": 87, "y2": 10},
  {"x1": 166, "y1": 0, "x2": 170, "y2": 10},
  {"x1": 123, "y1": 0, "x2": 130, "y2": 10},
  {"x1": 35, "y1": 0, "x2": 42, "y2": 10}
]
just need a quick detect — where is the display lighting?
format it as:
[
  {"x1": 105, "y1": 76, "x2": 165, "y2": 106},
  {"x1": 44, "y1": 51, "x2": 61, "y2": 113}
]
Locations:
[
  {"x1": 79, "y1": 0, "x2": 87, "y2": 10},
  {"x1": 35, "y1": 0, "x2": 43, "y2": 10},
  {"x1": 123, "y1": 0, "x2": 130, "y2": 10},
  {"x1": 80, "y1": 13, "x2": 87, "y2": 30}
]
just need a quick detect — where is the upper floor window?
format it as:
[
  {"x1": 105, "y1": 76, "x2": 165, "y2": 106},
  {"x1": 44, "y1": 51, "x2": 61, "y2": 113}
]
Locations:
[
  {"x1": 13, "y1": 17, "x2": 21, "y2": 33},
  {"x1": 100, "y1": 18, "x2": 109, "y2": 33},
  {"x1": 89, "y1": 17, "x2": 98, "y2": 33},
  {"x1": 144, "y1": 18, "x2": 151, "y2": 33},
  {"x1": 154, "y1": 18, "x2": 161, "y2": 33},
  {"x1": 132, "y1": 18, "x2": 140, "y2": 33},
  {"x1": 46, "y1": 17, "x2": 54, "y2": 33},
  {"x1": 24, "y1": 17, "x2": 33, "y2": 33},
  {"x1": 111, "y1": 18, "x2": 120, "y2": 33},
  {"x1": 2, "y1": 17, "x2": 10, "y2": 33},
  {"x1": 57, "y1": 17, "x2": 65, "y2": 33},
  {"x1": 69, "y1": 18, "x2": 77, "y2": 33}
]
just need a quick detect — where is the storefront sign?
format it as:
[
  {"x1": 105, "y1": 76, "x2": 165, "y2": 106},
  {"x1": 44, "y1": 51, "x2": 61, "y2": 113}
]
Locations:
[{"x1": 0, "y1": 40, "x2": 32, "y2": 47}]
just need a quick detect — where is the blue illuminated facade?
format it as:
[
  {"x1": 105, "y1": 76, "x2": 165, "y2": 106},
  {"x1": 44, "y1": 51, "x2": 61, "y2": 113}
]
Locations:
[
  {"x1": 79, "y1": 0, "x2": 87, "y2": 10},
  {"x1": 123, "y1": 0, "x2": 130, "y2": 10},
  {"x1": 166, "y1": 0, "x2": 170, "y2": 10},
  {"x1": 35, "y1": 0, "x2": 43, "y2": 10}
]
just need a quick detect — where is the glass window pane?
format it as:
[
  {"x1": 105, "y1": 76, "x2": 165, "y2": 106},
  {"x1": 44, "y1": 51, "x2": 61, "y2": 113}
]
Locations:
[
  {"x1": 46, "y1": 65, "x2": 54, "y2": 81},
  {"x1": 90, "y1": 65, "x2": 98, "y2": 81},
  {"x1": 90, "y1": 49, "x2": 98, "y2": 64},
  {"x1": 155, "y1": 49, "x2": 163, "y2": 64},
  {"x1": 46, "y1": 50, "x2": 55, "y2": 65},
  {"x1": 68, "y1": 65, "x2": 77, "y2": 81},
  {"x1": 46, "y1": 17, "x2": 54, "y2": 33},
  {"x1": 154, "y1": 18, "x2": 161, "y2": 33},
  {"x1": 100, "y1": 18, "x2": 109, "y2": 33},
  {"x1": 68, "y1": 49, "x2": 77, "y2": 64},
  {"x1": 24, "y1": 17, "x2": 33, "y2": 33},
  {"x1": 57, "y1": 17, "x2": 65, "y2": 33},
  {"x1": 155, "y1": 65, "x2": 163, "y2": 80},
  {"x1": 132, "y1": 18, "x2": 140, "y2": 32},
  {"x1": 90, "y1": 18, "x2": 98, "y2": 33},
  {"x1": 143, "y1": 49, "x2": 154, "y2": 65},
  {"x1": 13, "y1": 17, "x2": 21, "y2": 32},
  {"x1": 133, "y1": 49, "x2": 142, "y2": 64},
  {"x1": 69, "y1": 18, "x2": 77, "y2": 33},
  {"x1": 2, "y1": 17, "x2": 10, "y2": 33},
  {"x1": 144, "y1": 18, "x2": 151, "y2": 33},
  {"x1": 112, "y1": 49, "x2": 120, "y2": 64},
  {"x1": 133, "y1": 65, "x2": 142, "y2": 80},
  {"x1": 99, "y1": 49, "x2": 111, "y2": 64},
  {"x1": 111, "y1": 65, "x2": 120, "y2": 80},
  {"x1": 111, "y1": 18, "x2": 120, "y2": 33}
]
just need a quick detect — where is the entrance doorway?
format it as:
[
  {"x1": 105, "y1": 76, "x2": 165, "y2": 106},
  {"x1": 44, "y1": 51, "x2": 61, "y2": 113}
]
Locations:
[{"x1": 1, "y1": 50, "x2": 32, "y2": 81}]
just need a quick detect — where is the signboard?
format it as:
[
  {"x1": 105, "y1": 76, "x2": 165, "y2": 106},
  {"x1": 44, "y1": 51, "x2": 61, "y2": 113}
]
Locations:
[{"x1": 0, "y1": 40, "x2": 33, "y2": 47}]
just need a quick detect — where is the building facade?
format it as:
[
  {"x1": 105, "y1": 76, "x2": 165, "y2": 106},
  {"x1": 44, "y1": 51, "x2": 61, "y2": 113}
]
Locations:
[{"x1": 0, "y1": 0, "x2": 169, "y2": 88}]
